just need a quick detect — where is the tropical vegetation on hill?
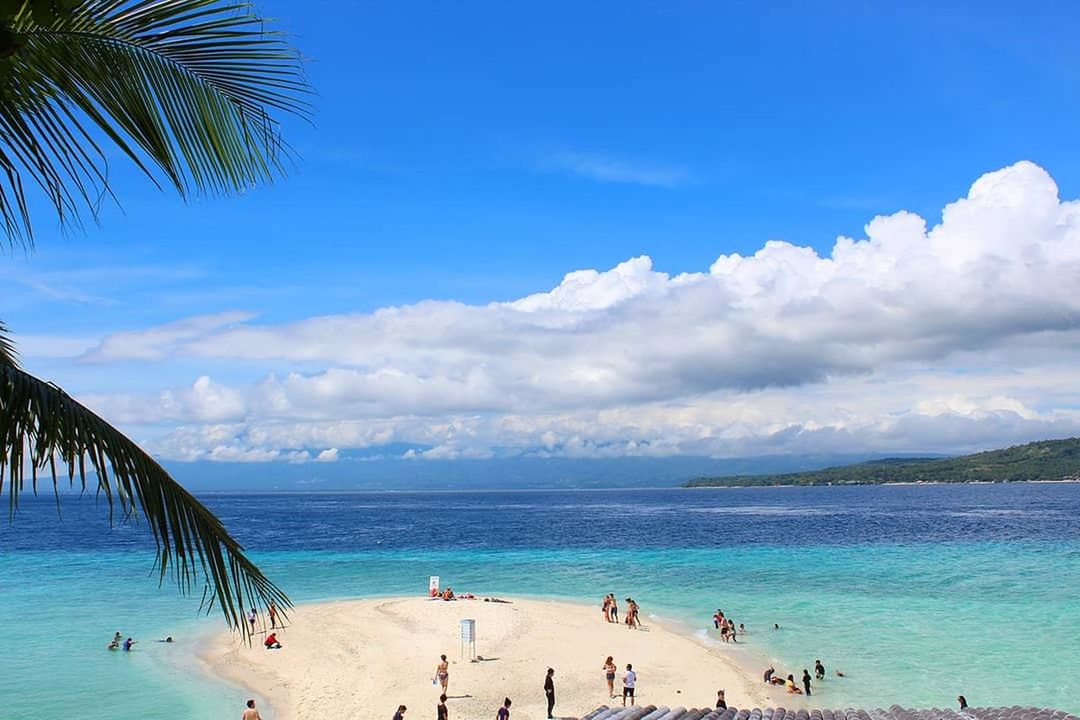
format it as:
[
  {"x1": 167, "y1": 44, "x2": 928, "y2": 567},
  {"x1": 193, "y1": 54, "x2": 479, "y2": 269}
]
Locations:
[
  {"x1": 0, "y1": 0, "x2": 308, "y2": 633},
  {"x1": 683, "y1": 438, "x2": 1080, "y2": 487}
]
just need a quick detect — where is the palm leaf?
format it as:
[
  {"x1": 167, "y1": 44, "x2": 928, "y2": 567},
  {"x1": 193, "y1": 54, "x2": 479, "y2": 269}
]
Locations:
[
  {"x1": 0, "y1": 320, "x2": 15, "y2": 366},
  {"x1": 0, "y1": 0, "x2": 310, "y2": 244},
  {"x1": 0, "y1": 356, "x2": 289, "y2": 633}
]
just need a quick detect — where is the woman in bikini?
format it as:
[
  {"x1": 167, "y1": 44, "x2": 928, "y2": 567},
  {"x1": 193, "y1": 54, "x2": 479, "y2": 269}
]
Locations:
[
  {"x1": 435, "y1": 654, "x2": 449, "y2": 694},
  {"x1": 603, "y1": 656, "x2": 617, "y2": 698},
  {"x1": 602, "y1": 595, "x2": 611, "y2": 623}
]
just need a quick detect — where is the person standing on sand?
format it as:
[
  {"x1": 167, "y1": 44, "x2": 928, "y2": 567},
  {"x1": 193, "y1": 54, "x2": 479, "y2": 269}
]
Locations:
[
  {"x1": 802, "y1": 669, "x2": 812, "y2": 696},
  {"x1": 622, "y1": 664, "x2": 637, "y2": 706},
  {"x1": 393, "y1": 704, "x2": 406, "y2": 720},
  {"x1": 437, "y1": 694, "x2": 449, "y2": 720},
  {"x1": 242, "y1": 699, "x2": 262, "y2": 720},
  {"x1": 603, "y1": 656, "x2": 617, "y2": 698},
  {"x1": 610, "y1": 596, "x2": 618, "y2": 624},
  {"x1": 497, "y1": 697, "x2": 511, "y2": 720},
  {"x1": 435, "y1": 654, "x2": 449, "y2": 694},
  {"x1": 602, "y1": 595, "x2": 611, "y2": 622},
  {"x1": 247, "y1": 608, "x2": 257, "y2": 634},
  {"x1": 544, "y1": 668, "x2": 556, "y2": 718},
  {"x1": 268, "y1": 600, "x2": 278, "y2": 630}
]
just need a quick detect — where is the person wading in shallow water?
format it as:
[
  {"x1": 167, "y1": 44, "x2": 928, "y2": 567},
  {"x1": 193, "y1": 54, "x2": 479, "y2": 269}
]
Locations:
[{"x1": 242, "y1": 699, "x2": 262, "y2": 720}]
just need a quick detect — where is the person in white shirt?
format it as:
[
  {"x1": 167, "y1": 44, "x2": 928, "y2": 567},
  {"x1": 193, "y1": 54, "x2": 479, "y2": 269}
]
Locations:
[{"x1": 622, "y1": 664, "x2": 637, "y2": 706}]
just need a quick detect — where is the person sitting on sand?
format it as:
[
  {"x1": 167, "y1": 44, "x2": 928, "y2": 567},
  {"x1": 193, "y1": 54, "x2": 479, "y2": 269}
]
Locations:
[
  {"x1": 242, "y1": 699, "x2": 262, "y2": 720},
  {"x1": 603, "y1": 656, "x2": 617, "y2": 698},
  {"x1": 264, "y1": 632, "x2": 281, "y2": 649},
  {"x1": 442, "y1": 587, "x2": 456, "y2": 601},
  {"x1": 497, "y1": 697, "x2": 512, "y2": 720},
  {"x1": 393, "y1": 704, "x2": 406, "y2": 720},
  {"x1": 815, "y1": 659, "x2": 825, "y2": 680},
  {"x1": 786, "y1": 674, "x2": 802, "y2": 694},
  {"x1": 435, "y1": 654, "x2": 450, "y2": 693}
]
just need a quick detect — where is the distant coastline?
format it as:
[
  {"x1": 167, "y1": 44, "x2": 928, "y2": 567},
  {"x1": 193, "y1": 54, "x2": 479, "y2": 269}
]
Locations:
[{"x1": 684, "y1": 438, "x2": 1080, "y2": 488}]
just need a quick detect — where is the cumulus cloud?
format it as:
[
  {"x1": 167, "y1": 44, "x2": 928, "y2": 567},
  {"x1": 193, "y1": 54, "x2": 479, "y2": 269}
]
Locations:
[{"x1": 73, "y1": 162, "x2": 1080, "y2": 462}]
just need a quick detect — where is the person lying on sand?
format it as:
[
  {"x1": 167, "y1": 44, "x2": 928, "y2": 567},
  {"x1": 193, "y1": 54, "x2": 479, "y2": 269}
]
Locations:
[{"x1": 441, "y1": 588, "x2": 456, "y2": 601}]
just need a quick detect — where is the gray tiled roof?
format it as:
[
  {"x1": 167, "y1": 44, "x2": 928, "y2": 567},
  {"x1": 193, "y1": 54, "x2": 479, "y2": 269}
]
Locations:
[{"x1": 578, "y1": 706, "x2": 1080, "y2": 720}]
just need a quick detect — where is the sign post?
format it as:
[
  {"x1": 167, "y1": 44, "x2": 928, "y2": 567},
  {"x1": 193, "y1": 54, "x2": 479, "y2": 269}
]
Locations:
[{"x1": 460, "y1": 619, "x2": 476, "y2": 661}]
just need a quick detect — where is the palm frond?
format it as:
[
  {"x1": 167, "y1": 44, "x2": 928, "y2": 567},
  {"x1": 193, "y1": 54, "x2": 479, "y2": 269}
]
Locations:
[
  {"x1": 0, "y1": 360, "x2": 289, "y2": 633},
  {"x1": 0, "y1": 0, "x2": 311, "y2": 245},
  {"x1": 0, "y1": 320, "x2": 16, "y2": 366}
]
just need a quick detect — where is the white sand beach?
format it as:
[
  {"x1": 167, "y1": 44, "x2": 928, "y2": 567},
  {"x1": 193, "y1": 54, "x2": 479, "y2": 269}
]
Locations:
[{"x1": 203, "y1": 595, "x2": 811, "y2": 720}]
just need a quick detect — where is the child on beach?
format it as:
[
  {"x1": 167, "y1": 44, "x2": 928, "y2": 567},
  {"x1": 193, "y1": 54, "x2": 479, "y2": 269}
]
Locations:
[
  {"x1": 497, "y1": 697, "x2": 512, "y2": 719},
  {"x1": 438, "y1": 695, "x2": 448, "y2": 720},
  {"x1": 393, "y1": 704, "x2": 406, "y2": 720},
  {"x1": 242, "y1": 700, "x2": 262, "y2": 720}
]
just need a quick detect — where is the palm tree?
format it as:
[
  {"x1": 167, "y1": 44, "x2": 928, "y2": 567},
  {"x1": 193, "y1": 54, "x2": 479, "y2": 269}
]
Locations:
[{"x1": 0, "y1": 0, "x2": 309, "y2": 633}]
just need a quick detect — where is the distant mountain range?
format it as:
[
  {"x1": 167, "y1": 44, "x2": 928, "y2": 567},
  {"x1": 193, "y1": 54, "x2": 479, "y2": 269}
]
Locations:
[{"x1": 683, "y1": 438, "x2": 1080, "y2": 487}]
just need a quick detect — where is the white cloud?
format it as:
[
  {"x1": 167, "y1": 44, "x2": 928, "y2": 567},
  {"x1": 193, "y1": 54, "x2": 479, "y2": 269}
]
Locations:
[
  {"x1": 543, "y1": 151, "x2": 689, "y2": 187},
  {"x1": 315, "y1": 448, "x2": 339, "y2": 462},
  {"x1": 83, "y1": 311, "x2": 256, "y2": 363},
  {"x1": 72, "y1": 161, "x2": 1080, "y2": 462}
]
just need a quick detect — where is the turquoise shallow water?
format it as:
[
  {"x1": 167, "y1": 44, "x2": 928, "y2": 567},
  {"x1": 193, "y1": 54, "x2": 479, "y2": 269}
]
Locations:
[{"x1": 2, "y1": 485, "x2": 1079, "y2": 718}]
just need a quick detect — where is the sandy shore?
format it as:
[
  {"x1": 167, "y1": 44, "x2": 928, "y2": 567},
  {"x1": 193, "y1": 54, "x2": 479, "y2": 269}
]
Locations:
[{"x1": 203, "y1": 596, "x2": 816, "y2": 720}]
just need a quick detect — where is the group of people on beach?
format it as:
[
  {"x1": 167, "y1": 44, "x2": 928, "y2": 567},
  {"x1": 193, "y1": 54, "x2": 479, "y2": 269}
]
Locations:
[
  {"x1": 602, "y1": 594, "x2": 641, "y2": 629},
  {"x1": 711, "y1": 609, "x2": 743, "y2": 643},
  {"x1": 763, "y1": 659, "x2": 832, "y2": 696}
]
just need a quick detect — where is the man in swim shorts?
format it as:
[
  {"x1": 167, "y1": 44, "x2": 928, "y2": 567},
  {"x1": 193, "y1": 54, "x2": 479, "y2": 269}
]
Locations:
[{"x1": 622, "y1": 663, "x2": 637, "y2": 706}]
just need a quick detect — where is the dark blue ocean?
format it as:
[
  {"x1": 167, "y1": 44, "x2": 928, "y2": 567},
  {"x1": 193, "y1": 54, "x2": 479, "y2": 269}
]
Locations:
[{"x1": 2, "y1": 483, "x2": 1079, "y2": 719}]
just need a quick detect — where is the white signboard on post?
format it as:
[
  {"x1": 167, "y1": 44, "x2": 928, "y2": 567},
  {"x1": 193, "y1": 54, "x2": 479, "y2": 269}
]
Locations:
[{"x1": 460, "y1": 619, "x2": 476, "y2": 660}]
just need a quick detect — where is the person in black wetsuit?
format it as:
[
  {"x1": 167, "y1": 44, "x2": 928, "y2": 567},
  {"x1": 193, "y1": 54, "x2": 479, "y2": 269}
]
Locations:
[
  {"x1": 959, "y1": 696, "x2": 969, "y2": 710},
  {"x1": 764, "y1": 666, "x2": 775, "y2": 684},
  {"x1": 802, "y1": 669, "x2": 812, "y2": 696},
  {"x1": 544, "y1": 668, "x2": 555, "y2": 718},
  {"x1": 815, "y1": 659, "x2": 825, "y2": 680}
]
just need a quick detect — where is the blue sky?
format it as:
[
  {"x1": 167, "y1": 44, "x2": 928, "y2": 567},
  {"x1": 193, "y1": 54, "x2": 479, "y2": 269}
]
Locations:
[{"x1": 6, "y1": 1, "x2": 1080, "y2": 466}]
